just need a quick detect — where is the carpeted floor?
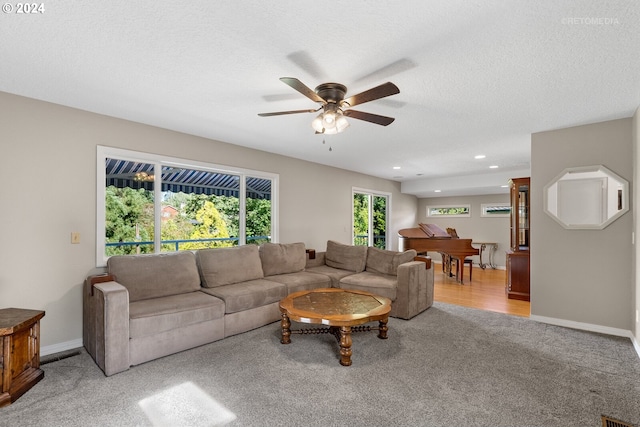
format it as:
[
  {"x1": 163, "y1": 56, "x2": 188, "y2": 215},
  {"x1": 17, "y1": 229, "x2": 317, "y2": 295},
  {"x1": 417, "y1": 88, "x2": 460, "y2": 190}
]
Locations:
[{"x1": 1, "y1": 302, "x2": 639, "y2": 427}]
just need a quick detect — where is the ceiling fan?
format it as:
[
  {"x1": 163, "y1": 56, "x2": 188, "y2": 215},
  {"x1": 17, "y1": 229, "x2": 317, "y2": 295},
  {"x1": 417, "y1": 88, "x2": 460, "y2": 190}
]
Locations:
[{"x1": 258, "y1": 77, "x2": 400, "y2": 134}]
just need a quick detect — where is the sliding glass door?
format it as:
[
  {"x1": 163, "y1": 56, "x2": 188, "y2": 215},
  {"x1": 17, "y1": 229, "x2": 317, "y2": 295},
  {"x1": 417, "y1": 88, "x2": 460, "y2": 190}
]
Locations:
[{"x1": 353, "y1": 188, "x2": 390, "y2": 249}]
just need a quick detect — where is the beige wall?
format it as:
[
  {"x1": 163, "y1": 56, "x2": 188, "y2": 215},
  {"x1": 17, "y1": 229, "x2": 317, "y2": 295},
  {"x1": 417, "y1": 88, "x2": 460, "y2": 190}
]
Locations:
[
  {"x1": 531, "y1": 118, "x2": 633, "y2": 331},
  {"x1": 417, "y1": 195, "x2": 511, "y2": 267},
  {"x1": 0, "y1": 91, "x2": 418, "y2": 352}
]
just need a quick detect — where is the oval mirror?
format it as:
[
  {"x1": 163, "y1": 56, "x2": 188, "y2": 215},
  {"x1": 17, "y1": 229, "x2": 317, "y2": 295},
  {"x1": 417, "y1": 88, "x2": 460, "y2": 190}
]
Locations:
[{"x1": 543, "y1": 165, "x2": 628, "y2": 230}]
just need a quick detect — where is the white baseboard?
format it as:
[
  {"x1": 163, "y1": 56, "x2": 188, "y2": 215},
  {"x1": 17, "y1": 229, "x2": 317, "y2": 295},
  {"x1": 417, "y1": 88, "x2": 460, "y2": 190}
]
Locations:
[
  {"x1": 530, "y1": 314, "x2": 639, "y2": 359},
  {"x1": 41, "y1": 338, "x2": 83, "y2": 357}
]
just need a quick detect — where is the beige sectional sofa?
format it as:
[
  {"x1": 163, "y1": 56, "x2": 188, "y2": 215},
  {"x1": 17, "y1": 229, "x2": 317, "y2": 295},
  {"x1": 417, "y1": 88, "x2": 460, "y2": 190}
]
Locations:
[
  {"x1": 306, "y1": 240, "x2": 433, "y2": 320},
  {"x1": 83, "y1": 241, "x2": 434, "y2": 376}
]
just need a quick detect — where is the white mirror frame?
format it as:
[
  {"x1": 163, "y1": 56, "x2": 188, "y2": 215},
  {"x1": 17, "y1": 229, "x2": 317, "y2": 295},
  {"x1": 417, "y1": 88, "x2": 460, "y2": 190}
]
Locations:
[{"x1": 543, "y1": 165, "x2": 629, "y2": 230}]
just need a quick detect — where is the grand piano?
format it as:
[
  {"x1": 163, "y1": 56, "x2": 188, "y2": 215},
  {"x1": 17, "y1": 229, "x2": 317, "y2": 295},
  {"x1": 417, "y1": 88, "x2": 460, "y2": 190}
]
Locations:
[{"x1": 398, "y1": 223, "x2": 479, "y2": 284}]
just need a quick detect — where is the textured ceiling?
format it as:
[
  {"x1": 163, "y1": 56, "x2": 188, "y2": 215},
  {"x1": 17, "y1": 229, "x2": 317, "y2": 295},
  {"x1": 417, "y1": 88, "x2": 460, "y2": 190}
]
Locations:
[{"x1": 1, "y1": 1, "x2": 639, "y2": 197}]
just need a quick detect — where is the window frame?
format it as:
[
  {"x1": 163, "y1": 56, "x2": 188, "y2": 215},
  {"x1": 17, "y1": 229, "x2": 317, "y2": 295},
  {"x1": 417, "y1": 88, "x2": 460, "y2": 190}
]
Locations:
[
  {"x1": 97, "y1": 146, "x2": 279, "y2": 267},
  {"x1": 480, "y1": 202, "x2": 511, "y2": 218},
  {"x1": 352, "y1": 187, "x2": 391, "y2": 249},
  {"x1": 426, "y1": 204, "x2": 471, "y2": 218}
]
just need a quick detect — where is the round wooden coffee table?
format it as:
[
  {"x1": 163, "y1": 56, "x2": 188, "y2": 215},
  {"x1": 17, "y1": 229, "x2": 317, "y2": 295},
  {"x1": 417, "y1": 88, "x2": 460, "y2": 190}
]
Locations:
[{"x1": 279, "y1": 288, "x2": 391, "y2": 366}]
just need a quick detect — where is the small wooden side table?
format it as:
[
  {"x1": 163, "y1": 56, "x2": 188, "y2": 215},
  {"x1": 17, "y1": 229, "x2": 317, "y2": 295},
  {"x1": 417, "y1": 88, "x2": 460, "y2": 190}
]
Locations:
[{"x1": 0, "y1": 308, "x2": 45, "y2": 407}]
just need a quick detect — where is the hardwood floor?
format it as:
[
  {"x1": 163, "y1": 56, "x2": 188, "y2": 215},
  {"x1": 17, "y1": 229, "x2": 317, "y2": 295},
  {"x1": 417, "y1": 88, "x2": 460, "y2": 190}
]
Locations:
[{"x1": 433, "y1": 262, "x2": 530, "y2": 317}]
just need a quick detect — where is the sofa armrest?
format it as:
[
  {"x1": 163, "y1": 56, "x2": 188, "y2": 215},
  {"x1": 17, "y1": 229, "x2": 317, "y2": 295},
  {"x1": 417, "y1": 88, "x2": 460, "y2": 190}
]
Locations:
[
  {"x1": 392, "y1": 260, "x2": 434, "y2": 320},
  {"x1": 83, "y1": 276, "x2": 130, "y2": 376},
  {"x1": 413, "y1": 255, "x2": 432, "y2": 270}
]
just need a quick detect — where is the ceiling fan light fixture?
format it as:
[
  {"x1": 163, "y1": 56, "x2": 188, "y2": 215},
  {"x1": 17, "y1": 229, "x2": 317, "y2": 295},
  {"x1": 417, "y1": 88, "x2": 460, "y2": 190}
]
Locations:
[
  {"x1": 335, "y1": 113, "x2": 349, "y2": 132},
  {"x1": 322, "y1": 110, "x2": 337, "y2": 128},
  {"x1": 311, "y1": 110, "x2": 349, "y2": 134},
  {"x1": 311, "y1": 113, "x2": 325, "y2": 133}
]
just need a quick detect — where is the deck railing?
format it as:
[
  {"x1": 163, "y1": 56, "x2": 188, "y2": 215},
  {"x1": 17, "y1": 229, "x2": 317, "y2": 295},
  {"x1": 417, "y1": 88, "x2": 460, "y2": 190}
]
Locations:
[
  {"x1": 106, "y1": 236, "x2": 270, "y2": 253},
  {"x1": 353, "y1": 235, "x2": 386, "y2": 249},
  {"x1": 107, "y1": 235, "x2": 385, "y2": 253}
]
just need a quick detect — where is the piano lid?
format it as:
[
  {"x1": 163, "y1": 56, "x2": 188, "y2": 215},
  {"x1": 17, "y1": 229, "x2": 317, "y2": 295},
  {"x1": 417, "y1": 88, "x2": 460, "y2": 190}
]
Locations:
[{"x1": 399, "y1": 223, "x2": 452, "y2": 239}]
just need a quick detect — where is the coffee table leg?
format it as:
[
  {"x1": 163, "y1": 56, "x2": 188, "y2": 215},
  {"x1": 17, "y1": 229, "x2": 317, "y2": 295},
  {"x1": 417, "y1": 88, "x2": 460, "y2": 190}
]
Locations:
[
  {"x1": 339, "y1": 326, "x2": 352, "y2": 366},
  {"x1": 378, "y1": 317, "x2": 389, "y2": 339},
  {"x1": 280, "y1": 313, "x2": 291, "y2": 344}
]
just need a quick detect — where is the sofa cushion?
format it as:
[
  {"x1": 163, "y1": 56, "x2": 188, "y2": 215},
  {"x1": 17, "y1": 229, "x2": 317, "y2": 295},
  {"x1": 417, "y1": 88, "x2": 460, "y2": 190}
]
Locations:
[
  {"x1": 366, "y1": 247, "x2": 417, "y2": 276},
  {"x1": 259, "y1": 242, "x2": 306, "y2": 276},
  {"x1": 129, "y1": 291, "x2": 225, "y2": 338},
  {"x1": 197, "y1": 245, "x2": 264, "y2": 288},
  {"x1": 266, "y1": 271, "x2": 331, "y2": 294},
  {"x1": 325, "y1": 240, "x2": 367, "y2": 273},
  {"x1": 305, "y1": 265, "x2": 356, "y2": 287},
  {"x1": 107, "y1": 251, "x2": 201, "y2": 303},
  {"x1": 338, "y1": 271, "x2": 398, "y2": 301},
  {"x1": 200, "y1": 279, "x2": 287, "y2": 314}
]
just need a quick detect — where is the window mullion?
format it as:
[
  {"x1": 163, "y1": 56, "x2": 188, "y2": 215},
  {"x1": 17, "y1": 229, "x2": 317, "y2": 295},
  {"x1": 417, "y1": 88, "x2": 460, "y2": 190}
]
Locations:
[
  {"x1": 239, "y1": 175, "x2": 246, "y2": 245},
  {"x1": 368, "y1": 194, "x2": 374, "y2": 247},
  {"x1": 154, "y1": 162, "x2": 162, "y2": 253}
]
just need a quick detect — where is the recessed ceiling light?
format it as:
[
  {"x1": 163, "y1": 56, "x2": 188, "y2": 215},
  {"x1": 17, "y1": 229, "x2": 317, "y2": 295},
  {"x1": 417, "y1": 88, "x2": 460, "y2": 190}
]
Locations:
[
  {"x1": 501, "y1": 185, "x2": 509, "y2": 188},
  {"x1": 489, "y1": 165, "x2": 499, "y2": 169},
  {"x1": 393, "y1": 166, "x2": 401, "y2": 170},
  {"x1": 474, "y1": 155, "x2": 486, "y2": 159},
  {"x1": 434, "y1": 189, "x2": 441, "y2": 193}
]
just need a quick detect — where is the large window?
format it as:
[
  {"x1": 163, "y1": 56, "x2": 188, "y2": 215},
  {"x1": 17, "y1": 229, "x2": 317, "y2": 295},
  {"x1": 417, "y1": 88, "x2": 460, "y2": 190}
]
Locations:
[
  {"x1": 352, "y1": 188, "x2": 390, "y2": 249},
  {"x1": 97, "y1": 146, "x2": 278, "y2": 266}
]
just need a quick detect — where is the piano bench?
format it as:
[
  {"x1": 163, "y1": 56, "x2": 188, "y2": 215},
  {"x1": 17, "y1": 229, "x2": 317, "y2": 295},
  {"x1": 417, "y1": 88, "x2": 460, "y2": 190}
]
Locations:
[{"x1": 452, "y1": 258, "x2": 473, "y2": 284}]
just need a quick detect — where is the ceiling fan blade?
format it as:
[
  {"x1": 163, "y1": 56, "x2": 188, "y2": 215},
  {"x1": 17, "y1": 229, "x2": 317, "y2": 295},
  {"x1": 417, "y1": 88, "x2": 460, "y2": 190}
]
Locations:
[
  {"x1": 343, "y1": 109, "x2": 395, "y2": 126},
  {"x1": 286, "y1": 51, "x2": 327, "y2": 80},
  {"x1": 258, "y1": 108, "x2": 319, "y2": 117},
  {"x1": 341, "y1": 82, "x2": 400, "y2": 108},
  {"x1": 280, "y1": 77, "x2": 326, "y2": 103},
  {"x1": 353, "y1": 59, "x2": 417, "y2": 84}
]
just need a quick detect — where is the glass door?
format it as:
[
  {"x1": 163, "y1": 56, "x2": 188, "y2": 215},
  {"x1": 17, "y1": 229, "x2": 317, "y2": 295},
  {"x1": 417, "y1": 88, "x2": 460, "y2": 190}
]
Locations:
[{"x1": 352, "y1": 189, "x2": 389, "y2": 249}]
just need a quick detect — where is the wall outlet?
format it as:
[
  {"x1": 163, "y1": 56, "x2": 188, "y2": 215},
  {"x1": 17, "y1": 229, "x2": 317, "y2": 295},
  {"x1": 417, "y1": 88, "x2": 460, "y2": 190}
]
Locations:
[{"x1": 71, "y1": 232, "x2": 80, "y2": 244}]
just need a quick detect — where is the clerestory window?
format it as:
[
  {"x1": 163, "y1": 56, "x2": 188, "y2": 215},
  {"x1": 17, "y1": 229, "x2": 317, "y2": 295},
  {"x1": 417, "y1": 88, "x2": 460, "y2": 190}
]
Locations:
[{"x1": 96, "y1": 146, "x2": 278, "y2": 266}]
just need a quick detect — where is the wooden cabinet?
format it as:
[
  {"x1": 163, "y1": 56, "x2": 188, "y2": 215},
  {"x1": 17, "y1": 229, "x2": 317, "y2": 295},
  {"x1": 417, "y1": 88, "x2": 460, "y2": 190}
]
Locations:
[
  {"x1": 0, "y1": 308, "x2": 45, "y2": 407},
  {"x1": 506, "y1": 250, "x2": 530, "y2": 301},
  {"x1": 506, "y1": 177, "x2": 530, "y2": 301}
]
